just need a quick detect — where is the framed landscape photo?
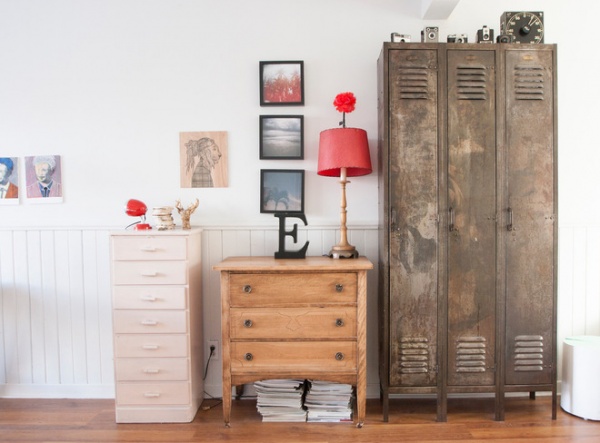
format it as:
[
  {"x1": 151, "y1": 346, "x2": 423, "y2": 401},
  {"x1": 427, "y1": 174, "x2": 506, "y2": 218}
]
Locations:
[
  {"x1": 260, "y1": 61, "x2": 304, "y2": 106},
  {"x1": 260, "y1": 169, "x2": 304, "y2": 214},
  {"x1": 260, "y1": 115, "x2": 304, "y2": 159}
]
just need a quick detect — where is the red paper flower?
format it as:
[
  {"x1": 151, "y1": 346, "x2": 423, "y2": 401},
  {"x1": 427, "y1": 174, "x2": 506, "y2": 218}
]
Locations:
[{"x1": 333, "y1": 92, "x2": 356, "y2": 114}]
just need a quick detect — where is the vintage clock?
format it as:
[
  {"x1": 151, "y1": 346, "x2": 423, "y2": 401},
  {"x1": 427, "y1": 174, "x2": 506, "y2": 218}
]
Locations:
[{"x1": 500, "y1": 11, "x2": 544, "y2": 43}]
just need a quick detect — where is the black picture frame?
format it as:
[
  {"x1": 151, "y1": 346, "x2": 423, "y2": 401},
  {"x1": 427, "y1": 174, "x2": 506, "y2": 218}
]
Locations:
[
  {"x1": 259, "y1": 61, "x2": 304, "y2": 106},
  {"x1": 260, "y1": 169, "x2": 305, "y2": 214},
  {"x1": 259, "y1": 115, "x2": 304, "y2": 160}
]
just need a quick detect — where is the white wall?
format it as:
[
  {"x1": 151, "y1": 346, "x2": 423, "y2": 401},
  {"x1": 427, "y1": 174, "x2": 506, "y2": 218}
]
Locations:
[
  {"x1": 2, "y1": 0, "x2": 600, "y2": 228},
  {"x1": 2, "y1": 0, "x2": 600, "y2": 399}
]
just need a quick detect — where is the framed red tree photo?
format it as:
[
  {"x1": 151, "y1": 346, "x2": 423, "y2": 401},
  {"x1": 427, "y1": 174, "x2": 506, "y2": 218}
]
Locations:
[{"x1": 260, "y1": 61, "x2": 304, "y2": 106}]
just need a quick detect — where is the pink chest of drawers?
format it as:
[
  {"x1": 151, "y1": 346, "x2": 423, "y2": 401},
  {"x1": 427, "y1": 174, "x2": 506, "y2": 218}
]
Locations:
[{"x1": 110, "y1": 228, "x2": 203, "y2": 423}]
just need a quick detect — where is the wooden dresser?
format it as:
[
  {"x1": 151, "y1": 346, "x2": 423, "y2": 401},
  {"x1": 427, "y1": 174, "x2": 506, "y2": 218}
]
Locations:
[
  {"x1": 110, "y1": 228, "x2": 203, "y2": 423},
  {"x1": 213, "y1": 256, "x2": 373, "y2": 427}
]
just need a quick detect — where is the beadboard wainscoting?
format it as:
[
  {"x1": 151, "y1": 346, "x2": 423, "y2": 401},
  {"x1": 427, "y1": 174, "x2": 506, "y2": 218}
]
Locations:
[{"x1": 0, "y1": 225, "x2": 598, "y2": 398}]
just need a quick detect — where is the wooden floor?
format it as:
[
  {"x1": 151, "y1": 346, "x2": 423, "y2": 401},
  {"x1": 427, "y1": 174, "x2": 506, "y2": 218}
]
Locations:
[{"x1": 1, "y1": 395, "x2": 599, "y2": 442}]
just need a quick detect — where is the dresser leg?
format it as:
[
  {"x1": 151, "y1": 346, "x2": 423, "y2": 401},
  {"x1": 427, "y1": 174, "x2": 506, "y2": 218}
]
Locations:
[{"x1": 223, "y1": 383, "x2": 232, "y2": 427}]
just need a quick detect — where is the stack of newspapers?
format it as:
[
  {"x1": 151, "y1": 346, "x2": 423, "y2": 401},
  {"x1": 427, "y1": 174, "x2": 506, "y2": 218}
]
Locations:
[
  {"x1": 304, "y1": 380, "x2": 354, "y2": 423},
  {"x1": 254, "y1": 379, "x2": 307, "y2": 422}
]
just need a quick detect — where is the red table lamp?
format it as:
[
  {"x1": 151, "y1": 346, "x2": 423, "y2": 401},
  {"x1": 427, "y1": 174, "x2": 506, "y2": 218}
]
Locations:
[
  {"x1": 125, "y1": 198, "x2": 152, "y2": 230},
  {"x1": 318, "y1": 126, "x2": 372, "y2": 258}
]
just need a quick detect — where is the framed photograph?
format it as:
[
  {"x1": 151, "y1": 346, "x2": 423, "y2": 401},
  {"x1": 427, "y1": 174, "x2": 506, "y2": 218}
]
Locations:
[
  {"x1": 260, "y1": 61, "x2": 304, "y2": 106},
  {"x1": 259, "y1": 115, "x2": 304, "y2": 160},
  {"x1": 260, "y1": 169, "x2": 305, "y2": 214}
]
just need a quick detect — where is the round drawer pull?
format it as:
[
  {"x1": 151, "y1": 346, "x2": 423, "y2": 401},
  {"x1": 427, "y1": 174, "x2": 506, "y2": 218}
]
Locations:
[
  {"x1": 335, "y1": 284, "x2": 344, "y2": 293},
  {"x1": 335, "y1": 352, "x2": 345, "y2": 361},
  {"x1": 244, "y1": 319, "x2": 253, "y2": 328},
  {"x1": 335, "y1": 318, "x2": 344, "y2": 327},
  {"x1": 244, "y1": 353, "x2": 254, "y2": 361},
  {"x1": 243, "y1": 285, "x2": 252, "y2": 294}
]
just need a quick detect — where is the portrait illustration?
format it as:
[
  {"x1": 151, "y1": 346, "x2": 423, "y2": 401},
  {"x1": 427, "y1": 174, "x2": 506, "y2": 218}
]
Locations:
[
  {"x1": 0, "y1": 157, "x2": 19, "y2": 205},
  {"x1": 25, "y1": 155, "x2": 63, "y2": 203},
  {"x1": 180, "y1": 132, "x2": 228, "y2": 188}
]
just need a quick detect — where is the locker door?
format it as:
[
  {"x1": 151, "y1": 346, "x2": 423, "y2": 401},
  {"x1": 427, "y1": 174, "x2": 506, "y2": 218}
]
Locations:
[
  {"x1": 446, "y1": 49, "x2": 497, "y2": 387},
  {"x1": 504, "y1": 48, "x2": 556, "y2": 386},
  {"x1": 388, "y1": 48, "x2": 439, "y2": 388}
]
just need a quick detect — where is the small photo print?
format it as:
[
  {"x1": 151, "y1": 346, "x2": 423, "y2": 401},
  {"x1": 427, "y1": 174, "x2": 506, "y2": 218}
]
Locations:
[
  {"x1": 0, "y1": 157, "x2": 19, "y2": 205},
  {"x1": 25, "y1": 155, "x2": 63, "y2": 203},
  {"x1": 260, "y1": 61, "x2": 304, "y2": 106},
  {"x1": 180, "y1": 131, "x2": 228, "y2": 188},
  {"x1": 260, "y1": 169, "x2": 304, "y2": 213},
  {"x1": 260, "y1": 115, "x2": 304, "y2": 159}
]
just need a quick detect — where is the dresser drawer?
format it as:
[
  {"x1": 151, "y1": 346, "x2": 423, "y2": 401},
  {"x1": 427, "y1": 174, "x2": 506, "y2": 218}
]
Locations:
[
  {"x1": 113, "y1": 286, "x2": 187, "y2": 310},
  {"x1": 115, "y1": 357, "x2": 189, "y2": 381},
  {"x1": 112, "y1": 235, "x2": 187, "y2": 261},
  {"x1": 230, "y1": 307, "x2": 356, "y2": 339},
  {"x1": 230, "y1": 341, "x2": 356, "y2": 373},
  {"x1": 115, "y1": 334, "x2": 188, "y2": 358},
  {"x1": 116, "y1": 382, "x2": 190, "y2": 406},
  {"x1": 114, "y1": 310, "x2": 187, "y2": 334},
  {"x1": 229, "y1": 272, "x2": 357, "y2": 307},
  {"x1": 113, "y1": 260, "x2": 187, "y2": 285}
]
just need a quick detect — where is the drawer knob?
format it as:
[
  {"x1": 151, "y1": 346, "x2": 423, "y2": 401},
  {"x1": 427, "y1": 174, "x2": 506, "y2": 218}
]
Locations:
[
  {"x1": 335, "y1": 284, "x2": 344, "y2": 292},
  {"x1": 140, "y1": 294, "x2": 157, "y2": 302},
  {"x1": 141, "y1": 319, "x2": 158, "y2": 326},
  {"x1": 335, "y1": 352, "x2": 345, "y2": 361},
  {"x1": 243, "y1": 285, "x2": 252, "y2": 294},
  {"x1": 141, "y1": 271, "x2": 158, "y2": 277},
  {"x1": 244, "y1": 319, "x2": 253, "y2": 328},
  {"x1": 244, "y1": 352, "x2": 253, "y2": 361},
  {"x1": 335, "y1": 318, "x2": 344, "y2": 327}
]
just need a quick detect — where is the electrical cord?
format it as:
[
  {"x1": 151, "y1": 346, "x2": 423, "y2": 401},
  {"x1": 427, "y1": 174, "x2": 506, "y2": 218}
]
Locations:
[{"x1": 201, "y1": 345, "x2": 223, "y2": 411}]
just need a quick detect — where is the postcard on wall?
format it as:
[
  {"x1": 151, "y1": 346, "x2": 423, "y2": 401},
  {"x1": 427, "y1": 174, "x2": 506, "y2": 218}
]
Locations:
[
  {"x1": 180, "y1": 131, "x2": 228, "y2": 188},
  {"x1": 0, "y1": 157, "x2": 19, "y2": 205},
  {"x1": 24, "y1": 155, "x2": 63, "y2": 203}
]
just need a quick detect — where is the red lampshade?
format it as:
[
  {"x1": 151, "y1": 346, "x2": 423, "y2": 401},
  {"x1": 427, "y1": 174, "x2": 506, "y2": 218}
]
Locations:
[
  {"x1": 125, "y1": 199, "x2": 147, "y2": 217},
  {"x1": 317, "y1": 128, "x2": 372, "y2": 177}
]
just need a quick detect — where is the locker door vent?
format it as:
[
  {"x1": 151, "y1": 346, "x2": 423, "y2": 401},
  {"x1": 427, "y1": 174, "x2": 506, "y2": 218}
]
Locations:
[
  {"x1": 456, "y1": 336, "x2": 486, "y2": 372},
  {"x1": 514, "y1": 65, "x2": 544, "y2": 100},
  {"x1": 399, "y1": 337, "x2": 429, "y2": 374},
  {"x1": 398, "y1": 68, "x2": 430, "y2": 100},
  {"x1": 514, "y1": 335, "x2": 544, "y2": 371},
  {"x1": 457, "y1": 66, "x2": 487, "y2": 100}
]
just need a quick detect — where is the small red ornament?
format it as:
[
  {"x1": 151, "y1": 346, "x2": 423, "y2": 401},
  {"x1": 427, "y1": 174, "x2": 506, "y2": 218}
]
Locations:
[{"x1": 333, "y1": 92, "x2": 356, "y2": 114}]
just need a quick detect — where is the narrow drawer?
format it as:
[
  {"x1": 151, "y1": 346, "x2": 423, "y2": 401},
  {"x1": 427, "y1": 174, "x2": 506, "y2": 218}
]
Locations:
[
  {"x1": 115, "y1": 357, "x2": 189, "y2": 381},
  {"x1": 112, "y1": 235, "x2": 187, "y2": 261},
  {"x1": 116, "y1": 382, "x2": 190, "y2": 406},
  {"x1": 230, "y1": 341, "x2": 356, "y2": 373},
  {"x1": 113, "y1": 310, "x2": 187, "y2": 334},
  {"x1": 230, "y1": 307, "x2": 356, "y2": 339},
  {"x1": 114, "y1": 334, "x2": 188, "y2": 358},
  {"x1": 229, "y1": 272, "x2": 357, "y2": 307},
  {"x1": 113, "y1": 260, "x2": 187, "y2": 285},
  {"x1": 113, "y1": 286, "x2": 187, "y2": 310}
]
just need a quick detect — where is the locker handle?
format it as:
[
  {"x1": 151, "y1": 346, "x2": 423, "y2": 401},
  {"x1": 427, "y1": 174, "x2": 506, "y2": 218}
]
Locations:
[
  {"x1": 507, "y1": 207, "x2": 514, "y2": 231},
  {"x1": 449, "y1": 207, "x2": 456, "y2": 232}
]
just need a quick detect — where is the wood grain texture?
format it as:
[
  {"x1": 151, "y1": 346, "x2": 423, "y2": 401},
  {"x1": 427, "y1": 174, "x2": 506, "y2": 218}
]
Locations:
[
  {"x1": 0, "y1": 396, "x2": 597, "y2": 442},
  {"x1": 215, "y1": 256, "x2": 372, "y2": 427}
]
